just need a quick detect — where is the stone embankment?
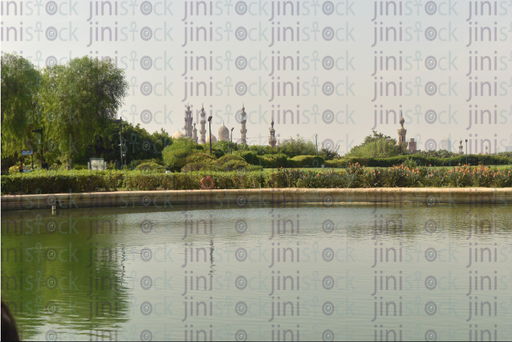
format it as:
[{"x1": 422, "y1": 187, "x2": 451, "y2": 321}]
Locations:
[{"x1": 2, "y1": 188, "x2": 511, "y2": 211}]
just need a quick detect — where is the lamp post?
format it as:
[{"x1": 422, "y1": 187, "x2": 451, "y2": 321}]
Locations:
[
  {"x1": 315, "y1": 134, "x2": 318, "y2": 155},
  {"x1": 230, "y1": 127, "x2": 234, "y2": 154},
  {"x1": 208, "y1": 116, "x2": 213, "y2": 155},
  {"x1": 31, "y1": 128, "x2": 43, "y2": 165},
  {"x1": 465, "y1": 139, "x2": 468, "y2": 164},
  {"x1": 113, "y1": 119, "x2": 123, "y2": 168}
]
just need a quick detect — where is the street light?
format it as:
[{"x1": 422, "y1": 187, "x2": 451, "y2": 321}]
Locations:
[
  {"x1": 208, "y1": 116, "x2": 213, "y2": 155},
  {"x1": 465, "y1": 139, "x2": 468, "y2": 164},
  {"x1": 230, "y1": 127, "x2": 234, "y2": 154},
  {"x1": 31, "y1": 128, "x2": 43, "y2": 164},
  {"x1": 315, "y1": 134, "x2": 318, "y2": 155}
]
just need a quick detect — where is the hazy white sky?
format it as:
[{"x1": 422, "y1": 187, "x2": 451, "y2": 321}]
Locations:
[{"x1": 2, "y1": 0, "x2": 512, "y2": 154}]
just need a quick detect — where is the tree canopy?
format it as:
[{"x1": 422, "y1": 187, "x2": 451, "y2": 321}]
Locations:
[
  {"x1": 38, "y1": 56, "x2": 129, "y2": 162},
  {"x1": 1, "y1": 54, "x2": 129, "y2": 166},
  {"x1": 346, "y1": 131, "x2": 401, "y2": 158},
  {"x1": 1, "y1": 53, "x2": 42, "y2": 157}
]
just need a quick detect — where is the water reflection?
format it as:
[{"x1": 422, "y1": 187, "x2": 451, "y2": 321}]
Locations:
[{"x1": 2, "y1": 204, "x2": 511, "y2": 341}]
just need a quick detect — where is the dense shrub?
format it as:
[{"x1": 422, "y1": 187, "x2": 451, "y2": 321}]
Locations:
[
  {"x1": 136, "y1": 158, "x2": 165, "y2": 166},
  {"x1": 324, "y1": 159, "x2": 346, "y2": 168},
  {"x1": 181, "y1": 162, "x2": 208, "y2": 173},
  {"x1": 327, "y1": 155, "x2": 511, "y2": 168},
  {"x1": 184, "y1": 153, "x2": 216, "y2": 165},
  {"x1": 258, "y1": 154, "x2": 295, "y2": 168},
  {"x1": 213, "y1": 155, "x2": 261, "y2": 171},
  {"x1": 163, "y1": 148, "x2": 194, "y2": 171},
  {"x1": 291, "y1": 155, "x2": 325, "y2": 168},
  {"x1": 215, "y1": 154, "x2": 244, "y2": 164},
  {"x1": 2, "y1": 165, "x2": 511, "y2": 195},
  {"x1": 182, "y1": 154, "x2": 263, "y2": 173},
  {"x1": 1, "y1": 170, "x2": 125, "y2": 194},
  {"x1": 135, "y1": 162, "x2": 165, "y2": 172},
  {"x1": 240, "y1": 151, "x2": 259, "y2": 165}
]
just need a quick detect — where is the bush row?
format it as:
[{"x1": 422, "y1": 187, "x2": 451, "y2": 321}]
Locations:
[
  {"x1": 236, "y1": 153, "x2": 512, "y2": 168},
  {"x1": 2, "y1": 165, "x2": 511, "y2": 194},
  {"x1": 324, "y1": 155, "x2": 512, "y2": 168}
]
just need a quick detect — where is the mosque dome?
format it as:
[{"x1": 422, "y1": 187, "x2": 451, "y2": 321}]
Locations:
[
  {"x1": 172, "y1": 130, "x2": 184, "y2": 139},
  {"x1": 218, "y1": 124, "x2": 230, "y2": 141},
  {"x1": 206, "y1": 134, "x2": 217, "y2": 143}
]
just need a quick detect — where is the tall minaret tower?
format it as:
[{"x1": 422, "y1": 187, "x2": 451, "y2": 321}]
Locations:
[
  {"x1": 269, "y1": 117, "x2": 276, "y2": 148},
  {"x1": 185, "y1": 104, "x2": 193, "y2": 138},
  {"x1": 397, "y1": 111, "x2": 406, "y2": 146},
  {"x1": 192, "y1": 123, "x2": 198, "y2": 143},
  {"x1": 240, "y1": 105, "x2": 247, "y2": 144},
  {"x1": 199, "y1": 105, "x2": 206, "y2": 144}
]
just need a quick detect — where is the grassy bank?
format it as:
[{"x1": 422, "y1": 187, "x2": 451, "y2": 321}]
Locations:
[{"x1": 2, "y1": 164, "x2": 511, "y2": 195}]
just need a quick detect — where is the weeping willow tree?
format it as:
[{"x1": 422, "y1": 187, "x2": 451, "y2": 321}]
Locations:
[
  {"x1": 1, "y1": 53, "x2": 42, "y2": 159},
  {"x1": 38, "y1": 56, "x2": 129, "y2": 163},
  {"x1": 2, "y1": 54, "x2": 129, "y2": 167}
]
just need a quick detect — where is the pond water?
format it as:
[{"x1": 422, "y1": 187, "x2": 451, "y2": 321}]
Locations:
[{"x1": 2, "y1": 203, "x2": 511, "y2": 341}]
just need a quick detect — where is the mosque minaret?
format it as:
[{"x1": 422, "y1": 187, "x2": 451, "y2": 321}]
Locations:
[
  {"x1": 240, "y1": 105, "x2": 247, "y2": 144},
  {"x1": 269, "y1": 117, "x2": 277, "y2": 148},
  {"x1": 199, "y1": 105, "x2": 206, "y2": 144},
  {"x1": 192, "y1": 123, "x2": 198, "y2": 143},
  {"x1": 184, "y1": 104, "x2": 193, "y2": 138}
]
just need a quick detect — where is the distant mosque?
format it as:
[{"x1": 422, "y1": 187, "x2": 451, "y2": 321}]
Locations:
[
  {"x1": 396, "y1": 111, "x2": 420, "y2": 153},
  {"x1": 172, "y1": 104, "x2": 276, "y2": 147}
]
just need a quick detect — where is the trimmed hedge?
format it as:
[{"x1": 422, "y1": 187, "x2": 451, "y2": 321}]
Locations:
[
  {"x1": 258, "y1": 153, "x2": 295, "y2": 168},
  {"x1": 291, "y1": 155, "x2": 325, "y2": 168},
  {"x1": 240, "y1": 151, "x2": 259, "y2": 165},
  {"x1": 181, "y1": 154, "x2": 263, "y2": 173},
  {"x1": 342, "y1": 155, "x2": 511, "y2": 167},
  {"x1": 1, "y1": 170, "x2": 125, "y2": 194},
  {"x1": 2, "y1": 165, "x2": 511, "y2": 195},
  {"x1": 135, "y1": 162, "x2": 165, "y2": 172}
]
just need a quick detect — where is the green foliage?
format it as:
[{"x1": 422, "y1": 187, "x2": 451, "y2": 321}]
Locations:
[
  {"x1": 347, "y1": 131, "x2": 400, "y2": 158},
  {"x1": 291, "y1": 155, "x2": 325, "y2": 168},
  {"x1": 181, "y1": 154, "x2": 262, "y2": 172},
  {"x1": 319, "y1": 142, "x2": 340, "y2": 160},
  {"x1": 324, "y1": 159, "x2": 346, "y2": 168},
  {"x1": 181, "y1": 162, "x2": 209, "y2": 173},
  {"x1": 1, "y1": 53, "x2": 42, "y2": 158},
  {"x1": 101, "y1": 124, "x2": 172, "y2": 166},
  {"x1": 278, "y1": 137, "x2": 316, "y2": 157},
  {"x1": 323, "y1": 155, "x2": 511, "y2": 168},
  {"x1": 163, "y1": 148, "x2": 192, "y2": 171},
  {"x1": 162, "y1": 137, "x2": 201, "y2": 171},
  {"x1": 2, "y1": 166, "x2": 511, "y2": 194},
  {"x1": 38, "y1": 56, "x2": 129, "y2": 162},
  {"x1": 135, "y1": 162, "x2": 165, "y2": 173},
  {"x1": 401, "y1": 157, "x2": 419, "y2": 168},
  {"x1": 240, "y1": 151, "x2": 259, "y2": 165},
  {"x1": 414, "y1": 149, "x2": 460, "y2": 158},
  {"x1": 258, "y1": 153, "x2": 295, "y2": 168},
  {"x1": 211, "y1": 140, "x2": 237, "y2": 155},
  {"x1": 213, "y1": 155, "x2": 252, "y2": 171},
  {"x1": 135, "y1": 158, "x2": 165, "y2": 166},
  {"x1": 1, "y1": 170, "x2": 125, "y2": 194},
  {"x1": 248, "y1": 144, "x2": 275, "y2": 156},
  {"x1": 215, "y1": 154, "x2": 245, "y2": 165},
  {"x1": 184, "y1": 153, "x2": 216, "y2": 164}
]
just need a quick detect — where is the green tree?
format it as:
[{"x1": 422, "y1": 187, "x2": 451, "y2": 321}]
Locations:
[
  {"x1": 347, "y1": 131, "x2": 400, "y2": 158},
  {"x1": 278, "y1": 137, "x2": 316, "y2": 157},
  {"x1": 1, "y1": 53, "x2": 42, "y2": 159},
  {"x1": 162, "y1": 137, "x2": 202, "y2": 171},
  {"x1": 38, "y1": 56, "x2": 128, "y2": 163}
]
